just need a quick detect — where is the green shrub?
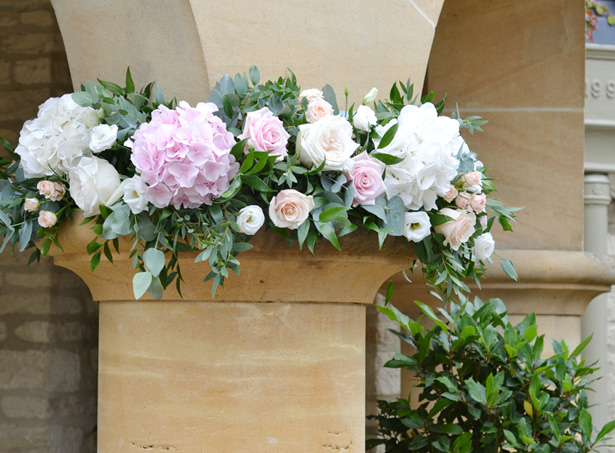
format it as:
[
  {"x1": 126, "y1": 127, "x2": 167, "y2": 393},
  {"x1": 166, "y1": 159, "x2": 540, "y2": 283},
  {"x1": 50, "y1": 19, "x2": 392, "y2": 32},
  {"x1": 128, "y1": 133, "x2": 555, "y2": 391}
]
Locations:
[{"x1": 367, "y1": 298, "x2": 615, "y2": 452}]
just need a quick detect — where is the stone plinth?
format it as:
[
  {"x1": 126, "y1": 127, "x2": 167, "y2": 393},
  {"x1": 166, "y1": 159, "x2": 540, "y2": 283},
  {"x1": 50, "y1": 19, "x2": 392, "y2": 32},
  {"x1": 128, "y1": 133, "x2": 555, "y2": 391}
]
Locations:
[{"x1": 51, "y1": 220, "x2": 413, "y2": 452}]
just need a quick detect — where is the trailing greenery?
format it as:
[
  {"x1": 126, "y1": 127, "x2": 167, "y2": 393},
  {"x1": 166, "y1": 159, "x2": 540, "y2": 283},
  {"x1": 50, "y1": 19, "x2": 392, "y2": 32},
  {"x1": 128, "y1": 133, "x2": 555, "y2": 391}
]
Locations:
[{"x1": 367, "y1": 297, "x2": 615, "y2": 452}]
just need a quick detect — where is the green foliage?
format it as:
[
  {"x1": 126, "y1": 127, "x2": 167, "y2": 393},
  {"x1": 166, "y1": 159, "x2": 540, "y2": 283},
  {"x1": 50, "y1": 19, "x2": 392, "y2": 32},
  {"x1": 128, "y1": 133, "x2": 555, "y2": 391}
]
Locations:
[{"x1": 367, "y1": 298, "x2": 615, "y2": 452}]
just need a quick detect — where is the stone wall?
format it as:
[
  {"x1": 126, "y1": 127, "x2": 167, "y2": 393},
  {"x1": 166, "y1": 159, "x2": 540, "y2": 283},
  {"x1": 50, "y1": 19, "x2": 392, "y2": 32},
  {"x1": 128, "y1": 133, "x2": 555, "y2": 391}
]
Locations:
[
  {"x1": 606, "y1": 189, "x2": 615, "y2": 422},
  {"x1": 0, "y1": 1, "x2": 98, "y2": 452}
]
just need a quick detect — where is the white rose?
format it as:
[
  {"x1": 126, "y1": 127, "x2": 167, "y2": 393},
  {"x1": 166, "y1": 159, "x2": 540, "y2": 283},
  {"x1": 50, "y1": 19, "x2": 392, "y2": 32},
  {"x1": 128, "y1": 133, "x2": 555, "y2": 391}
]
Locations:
[
  {"x1": 353, "y1": 105, "x2": 377, "y2": 132},
  {"x1": 69, "y1": 156, "x2": 125, "y2": 217},
  {"x1": 123, "y1": 175, "x2": 149, "y2": 214},
  {"x1": 472, "y1": 232, "x2": 495, "y2": 262},
  {"x1": 434, "y1": 207, "x2": 476, "y2": 251},
  {"x1": 296, "y1": 116, "x2": 358, "y2": 172},
  {"x1": 237, "y1": 205, "x2": 265, "y2": 235},
  {"x1": 403, "y1": 211, "x2": 431, "y2": 242},
  {"x1": 89, "y1": 124, "x2": 118, "y2": 153},
  {"x1": 268, "y1": 189, "x2": 314, "y2": 230}
]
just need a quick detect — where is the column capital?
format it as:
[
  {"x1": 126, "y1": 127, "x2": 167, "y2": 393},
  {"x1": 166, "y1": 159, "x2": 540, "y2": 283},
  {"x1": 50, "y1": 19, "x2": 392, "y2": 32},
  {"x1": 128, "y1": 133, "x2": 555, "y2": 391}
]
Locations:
[{"x1": 584, "y1": 172, "x2": 611, "y2": 206}]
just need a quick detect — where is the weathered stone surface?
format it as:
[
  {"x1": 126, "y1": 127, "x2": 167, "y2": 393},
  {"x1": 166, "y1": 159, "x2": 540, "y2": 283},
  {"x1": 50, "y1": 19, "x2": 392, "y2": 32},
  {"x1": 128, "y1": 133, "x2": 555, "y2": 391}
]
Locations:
[
  {"x1": 49, "y1": 426, "x2": 83, "y2": 453},
  {"x1": 15, "y1": 321, "x2": 92, "y2": 343},
  {"x1": 0, "y1": 33, "x2": 56, "y2": 55},
  {"x1": 4, "y1": 271, "x2": 54, "y2": 288},
  {"x1": 0, "y1": 60, "x2": 10, "y2": 85},
  {"x1": 0, "y1": 321, "x2": 6, "y2": 341},
  {"x1": 1, "y1": 395, "x2": 52, "y2": 419},
  {"x1": 0, "y1": 349, "x2": 79, "y2": 391}
]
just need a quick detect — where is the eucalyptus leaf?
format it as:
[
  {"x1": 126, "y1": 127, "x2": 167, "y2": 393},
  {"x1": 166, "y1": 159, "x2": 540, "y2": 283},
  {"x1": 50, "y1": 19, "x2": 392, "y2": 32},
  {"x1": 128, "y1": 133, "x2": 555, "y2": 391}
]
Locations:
[
  {"x1": 133, "y1": 271, "x2": 153, "y2": 300},
  {"x1": 143, "y1": 248, "x2": 165, "y2": 278}
]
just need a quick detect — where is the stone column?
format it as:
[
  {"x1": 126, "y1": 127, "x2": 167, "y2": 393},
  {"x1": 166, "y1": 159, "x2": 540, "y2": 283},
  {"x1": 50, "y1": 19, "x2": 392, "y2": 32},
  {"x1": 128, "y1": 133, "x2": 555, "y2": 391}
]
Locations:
[{"x1": 582, "y1": 173, "x2": 612, "y2": 431}]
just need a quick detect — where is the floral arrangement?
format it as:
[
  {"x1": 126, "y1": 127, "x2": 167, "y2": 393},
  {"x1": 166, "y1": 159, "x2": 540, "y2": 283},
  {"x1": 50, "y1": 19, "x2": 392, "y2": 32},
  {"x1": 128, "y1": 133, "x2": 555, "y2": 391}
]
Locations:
[{"x1": 0, "y1": 67, "x2": 517, "y2": 299}]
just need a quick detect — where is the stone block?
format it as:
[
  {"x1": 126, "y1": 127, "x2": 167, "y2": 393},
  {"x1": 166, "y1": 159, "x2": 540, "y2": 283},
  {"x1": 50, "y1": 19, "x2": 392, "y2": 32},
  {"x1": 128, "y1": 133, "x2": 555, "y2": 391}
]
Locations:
[
  {"x1": 1, "y1": 395, "x2": 52, "y2": 419},
  {"x1": 0, "y1": 60, "x2": 10, "y2": 85},
  {"x1": 0, "y1": 349, "x2": 79, "y2": 391},
  {"x1": 0, "y1": 424, "x2": 49, "y2": 450},
  {"x1": 366, "y1": 351, "x2": 401, "y2": 396},
  {"x1": 0, "y1": 33, "x2": 56, "y2": 55},
  {"x1": 0, "y1": 10, "x2": 18, "y2": 27},
  {"x1": 0, "y1": 321, "x2": 6, "y2": 341},
  {"x1": 5, "y1": 271, "x2": 53, "y2": 288},
  {"x1": 0, "y1": 88, "x2": 51, "y2": 122},
  {"x1": 50, "y1": 395, "x2": 96, "y2": 417},
  {"x1": 49, "y1": 426, "x2": 84, "y2": 453},
  {"x1": 20, "y1": 10, "x2": 55, "y2": 27},
  {"x1": 0, "y1": 294, "x2": 82, "y2": 315},
  {"x1": 14, "y1": 321, "x2": 92, "y2": 343},
  {"x1": 14, "y1": 58, "x2": 52, "y2": 85}
]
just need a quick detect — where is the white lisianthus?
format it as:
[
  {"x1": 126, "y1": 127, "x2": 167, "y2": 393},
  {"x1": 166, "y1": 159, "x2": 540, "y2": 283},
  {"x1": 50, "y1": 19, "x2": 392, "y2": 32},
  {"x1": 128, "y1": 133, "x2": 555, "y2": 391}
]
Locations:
[
  {"x1": 403, "y1": 211, "x2": 431, "y2": 242},
  {"x1": 89, "y1": 124, "x2": 118, "y2": 153},
  {"x1": 353, "y1": 105, "x2": 377, "y2": 132},
  {"x1": 296, "y1": 115, "x2": 358, "y2": 172},
  {"x1": 434, "y1": 207, "x2": 476, "y2": 251},
  {"x1": 123, "y1": 175, "x2": 149, "y2": 214},
  {"x1": 237, "y1": 205, "x2": 265, "y2": 235},
  {"x1": 69, "y1": 156, "x2": 125, "y2": 217},
  {"x1": 15, "y1": 94, "x2": 99, "y2": 178},
  {"x1": 472, "y1": 232, "x2": 495, "y2": 262},
  {"x1": 362, "y1": 87, "x2": 378, "y2": 105}
]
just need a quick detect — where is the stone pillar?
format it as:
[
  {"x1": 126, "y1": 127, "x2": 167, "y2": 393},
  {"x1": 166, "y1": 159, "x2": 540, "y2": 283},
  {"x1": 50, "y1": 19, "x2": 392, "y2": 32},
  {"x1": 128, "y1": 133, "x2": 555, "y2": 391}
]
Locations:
[
  {"x1": 50, "y1": 221, "x2": 413, "y2": 452},
  {"x1": 582, "y1": 173, "x2": 612, "y2": 431}
]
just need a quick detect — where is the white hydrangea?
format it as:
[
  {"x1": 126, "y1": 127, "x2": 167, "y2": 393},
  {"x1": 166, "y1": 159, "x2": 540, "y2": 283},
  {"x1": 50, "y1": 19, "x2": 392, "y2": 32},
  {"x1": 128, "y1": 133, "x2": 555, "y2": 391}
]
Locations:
[
  {"x1": 15, "y1": 94, "x2": 100, "y2": 178},
  {"x1": 375, "y1": 103, "x2": 462, "y2": 211}
]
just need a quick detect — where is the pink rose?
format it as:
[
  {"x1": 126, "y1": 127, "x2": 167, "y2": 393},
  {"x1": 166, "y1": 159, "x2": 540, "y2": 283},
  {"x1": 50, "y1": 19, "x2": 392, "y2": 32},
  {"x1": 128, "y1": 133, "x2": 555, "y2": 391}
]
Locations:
[
  {"x1": 434, "y1": 207, "x2": 476, "y2": 251},
  {"x1": 470, "y1": 193, "x2": 487, "y2": 213},
  {"x1": 238, "y1": 107, "x2": 290, "y2": 160},
  {"x1": 306, "y1": 98, "x2": 334, "y2": 123},
  {"x1": 443, "y1": 185, "x2": 458, "y2": 203},
  {"x1": 24, "y1": 198, "x2": 40, "y2": 212},
  {"x1": 348, "y1": 152, "x2": 385, "y2": 206},
  {"x1": 479, "y1": 215, "x2": 488, "y2": 229},
  {"x1": 463, "y1": 171, "x2": 482, "y2": 188},
  {"x1": 268, "y1": 189, "x2": 315, "y2": 230},
  {"x1": 38, "y1": 210, "x2": 57, "y2": 228},
  {"x1": 455, "y1": 192, "x2": 470, "y2": 209}
]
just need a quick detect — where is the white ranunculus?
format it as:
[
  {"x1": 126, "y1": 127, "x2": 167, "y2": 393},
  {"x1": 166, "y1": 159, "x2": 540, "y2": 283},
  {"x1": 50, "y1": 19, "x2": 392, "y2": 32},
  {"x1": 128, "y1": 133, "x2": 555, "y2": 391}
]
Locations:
[
  {"x1": 123, "y1": 175, "x2": 149, "y2": 214},
  {"x1": 69, "y1": 156, "x2": 125, "y2": 217},
  {"x1": 434, "y1": 208, "x2": 476, "y2": 251},
  {"x1": 236, "y1": 205, "x2": 265, "y2": 235},
  {"x1": 353, "y1": 105, "x2": 377, "y2": 132},
  {"x1": 472, "y1": 232, "x2": 495, "y2": 262},
  {"x1": 89, "y1": 124, "x2": 118, "y2": 153},
  {"x1": 296, "y1": 115, "x2": 358, "y2": 172},
  {"x1": 403, "y1": 211, "x2": 431, "y2": 242},
  {"x1": 15, "y1": 94, "x2": 99, "y2": 178}
]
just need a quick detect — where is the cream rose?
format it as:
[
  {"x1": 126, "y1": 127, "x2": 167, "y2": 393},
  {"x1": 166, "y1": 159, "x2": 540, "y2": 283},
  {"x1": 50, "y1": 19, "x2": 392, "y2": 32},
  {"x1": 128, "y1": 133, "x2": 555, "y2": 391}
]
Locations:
[
  {"x1": 470, "y1": 193, "x2": 487, "y2": 213},
  {"x1": 473, "y1": 232, "x2": 495, "y2": 261},
  {"x1": 38, "y1": 210, "x2": 57, "y2": 228},
  {"x1": 69, "y1": 156, "x2": 125, "y2": 217},
  {"x1": 237, "y1": 205, "x2": 265, "y2": 235},
  {"x1": 306, "y1": 98, "x2": 334, "y2": 123},
  {"x1": 89, "y1": 124, "x2": 118, "y2": 153},
  {"x1": 24, "y1": 198, "x2": 40, "y2": 212},
  {"x1": 268, "y1": 189, "x2": 314, "y2": 230},
  {"x1": 299, "y1": 88, "x2": 323, "y2": 102},
  {"x1": 434, "y1": 207, "x2": 476, "y2": 251},
  {"x1": 296, "y1": 116, "x2": 358, "y2": 172}
]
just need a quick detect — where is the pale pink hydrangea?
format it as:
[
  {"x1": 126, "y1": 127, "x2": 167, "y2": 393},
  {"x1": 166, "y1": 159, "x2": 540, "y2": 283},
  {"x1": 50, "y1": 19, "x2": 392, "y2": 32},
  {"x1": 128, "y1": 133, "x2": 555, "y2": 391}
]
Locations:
[{"x1": 128, "y1": 101, "x2": 239, "y2": 209}]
